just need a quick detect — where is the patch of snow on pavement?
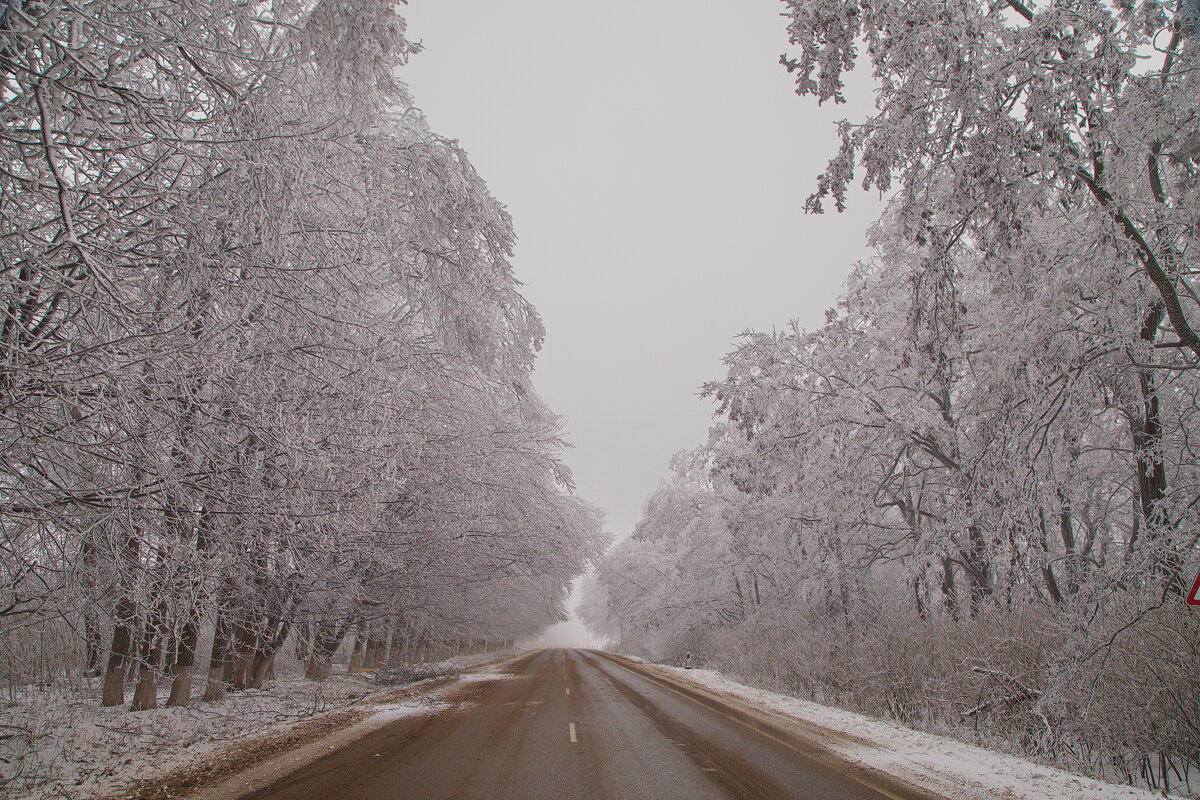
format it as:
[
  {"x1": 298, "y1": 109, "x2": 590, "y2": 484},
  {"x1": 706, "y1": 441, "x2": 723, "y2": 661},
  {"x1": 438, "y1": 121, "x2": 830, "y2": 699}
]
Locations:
[
  {"x1": 365, "y1": 697, "x2": 452, "y2": 722},
  {"x1": 455, "y1": 671, "x2": 510, "y2": 684},
  {"x1": 661, "y1": 665, "x2": 1181, "y2": 800}
]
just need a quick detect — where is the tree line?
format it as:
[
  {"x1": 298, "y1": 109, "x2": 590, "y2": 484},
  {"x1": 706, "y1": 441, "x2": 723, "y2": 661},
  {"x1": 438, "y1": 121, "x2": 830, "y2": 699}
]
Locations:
[
  {"x1": 0, "y1": 0, "x2": 606, "y2": 711},
  {"x1": 582, "y1": 0, "x2": 1200, "y2": 791}
]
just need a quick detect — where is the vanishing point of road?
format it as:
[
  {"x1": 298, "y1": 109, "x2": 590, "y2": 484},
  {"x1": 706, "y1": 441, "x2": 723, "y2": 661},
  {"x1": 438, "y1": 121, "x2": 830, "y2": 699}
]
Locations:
[{"x1": 240, "y1": 649, "x2": 931, "y2": 800}]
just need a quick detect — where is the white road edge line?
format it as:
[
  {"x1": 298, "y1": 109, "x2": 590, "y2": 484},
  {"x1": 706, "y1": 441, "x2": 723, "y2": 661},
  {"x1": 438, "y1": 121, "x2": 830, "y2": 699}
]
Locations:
[{"x1": 569, "y1": 722, "x2": 578, "y2": 743}]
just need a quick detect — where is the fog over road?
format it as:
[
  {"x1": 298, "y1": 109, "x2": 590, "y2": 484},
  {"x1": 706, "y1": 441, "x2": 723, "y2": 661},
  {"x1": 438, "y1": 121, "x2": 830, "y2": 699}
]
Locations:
[{"x1": 241, "y1": 650, "x2": 925, "y2": 800}]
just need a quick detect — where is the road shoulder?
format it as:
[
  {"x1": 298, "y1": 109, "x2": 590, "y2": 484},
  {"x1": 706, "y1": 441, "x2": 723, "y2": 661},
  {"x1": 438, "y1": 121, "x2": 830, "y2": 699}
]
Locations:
[
  {"x1": 591, "y1": 652, "x2": 951, "y2": 800},
  {"x1": 98, "y1": 653, "x2": 525, "y2": 800},
  {"x1": 596, "y1": 653, "x2": 1172, "y2": 800}
]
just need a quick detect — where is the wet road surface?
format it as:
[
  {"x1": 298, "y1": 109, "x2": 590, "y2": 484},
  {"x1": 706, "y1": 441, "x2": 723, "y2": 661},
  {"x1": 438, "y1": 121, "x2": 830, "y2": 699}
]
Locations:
[{"x1": 240, "y1": 649, "x2": 923, "y2": 800}]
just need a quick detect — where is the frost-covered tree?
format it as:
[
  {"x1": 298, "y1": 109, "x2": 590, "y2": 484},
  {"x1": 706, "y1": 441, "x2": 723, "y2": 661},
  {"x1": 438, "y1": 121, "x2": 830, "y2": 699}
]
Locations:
[
  {"x1": 586, "y1": 5, "x2": 1200, "y2": 779},
  {"x1": 0, "y1": 1, "x2": 607, "y2": 719},
  {"x1": 785, "y1": 0, "x2": 1200, "y2": 361}
]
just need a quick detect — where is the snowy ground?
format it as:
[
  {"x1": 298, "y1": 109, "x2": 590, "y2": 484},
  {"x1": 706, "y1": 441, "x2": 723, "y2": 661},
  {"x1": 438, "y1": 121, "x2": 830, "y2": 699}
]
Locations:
[
  {"x1": 638, "y1": 659, "x2": 1187, "y2": 800},
  {"x1": 0, "y1": 651, "x2": 512, "y2": 800}
]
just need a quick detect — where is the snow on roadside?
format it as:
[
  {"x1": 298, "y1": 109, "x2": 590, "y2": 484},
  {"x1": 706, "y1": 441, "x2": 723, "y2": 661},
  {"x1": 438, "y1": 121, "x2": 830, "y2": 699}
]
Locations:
[
  {"x1": 0, "y1": 674, "x2": 384, "y2": 800},
  {"x1": 362, "y1": 696, "x2": 452, "y2": 723},
  {"x1": 454, "y1": 671, "x2": 512, "y2": 684},
  {"x1": 0, "y1": 650, "x2": 512, "y2": 800},
  {"x1": 655, "y1": 664, "x2": 1182, "y2": 800}
]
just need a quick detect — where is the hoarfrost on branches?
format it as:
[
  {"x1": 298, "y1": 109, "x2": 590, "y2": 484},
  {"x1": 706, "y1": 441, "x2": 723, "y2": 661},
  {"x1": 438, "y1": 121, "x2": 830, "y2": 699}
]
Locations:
[
  {"x1": 0, "y1": 3, "x2": 609, "y2": 780},
  {"x1": 586, "y1": 1, "x2": 1200, "y2": 794}
]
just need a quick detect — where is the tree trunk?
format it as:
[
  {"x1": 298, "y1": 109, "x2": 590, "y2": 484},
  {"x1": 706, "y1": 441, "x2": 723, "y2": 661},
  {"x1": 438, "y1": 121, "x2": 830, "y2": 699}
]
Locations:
[
  {"x1": 348, "y1": 629, "x2": 366, "y2": 670},
  {"x1": 306, "y1": 653, "x2": 332, "y2": 681},
  {"x1": 1058, "y1": 494, "x2": 1080, "y2": 597},
  {"x1": 101, "y1": 597, "x2": 136, "y2": 707},
  {"x1": 167, "y1": 620, "x2": 200, "y2": 707},
  {"x1": 305, "y1": 624, "x2": 346, "y2": 681},
  {"x1": 940, "y1": 556, "x2": 959, "y2": 620},
  {"x1": 204, "y1": 615, "x2": 231, "y2": 701},
  {"x1": 370, "y1": 638, "x2": 388, "y2": 668},
  {"x1": 294, "y1": 620, "x2": 312, "y2": 663},
  {"x1": 1131, "y1": 367, "x2": 1181, "y2": 592},
  {"x1": 130, "y1": 609, "x2": 164, "y2": 711},
  {"x1": 962, "y1": 525, "x2": 993, "y2": 616},
  {"x1": 84, "y1": 617, "x2": 103, "y2": 679},
  {"x1": 162, "y1": 630, "x2": 178, "y2": 680},
  {"x1": 246, "y1": 609, "x2": 294, "y2": 688},
  {"x1": 228, "y1": 648, "x2": 255, "y2": 690},
  {"x1": 383, "y1": 619, "x2": 395, "y2": 667},
  {"x1": 249, "y1": 653, "x2": 274, "y2": 689},
  {"x1": 129, "y1": 662, "x2": 158, "y2": 711},
  {"x1": 80, "y1": 535, "x2": 104, "y2": 678},
  {"x1": 306, "y1": 637, "x2": 338, "y2": 681},
  {"x1": 1036, "y1": 509, "x2": 1064, "y2": 604},
  {"x1": 1123, "y1": 301, "x2": 1182, "y2": 595},
  {"x1": 224, "y1": 615, "x2": 259, "y2": 690}
]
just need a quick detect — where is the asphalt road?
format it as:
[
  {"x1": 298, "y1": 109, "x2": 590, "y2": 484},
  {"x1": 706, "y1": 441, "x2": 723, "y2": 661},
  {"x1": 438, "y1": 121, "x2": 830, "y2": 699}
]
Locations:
[{"x1": 240, "y1": 649, "x2": 918, "y2": 800}]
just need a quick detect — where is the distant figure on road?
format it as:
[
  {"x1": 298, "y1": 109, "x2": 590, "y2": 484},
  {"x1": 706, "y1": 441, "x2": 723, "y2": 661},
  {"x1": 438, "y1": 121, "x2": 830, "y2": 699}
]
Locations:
[{"x1": 684, "y1": 651, "x2": 693, "y2": 669}]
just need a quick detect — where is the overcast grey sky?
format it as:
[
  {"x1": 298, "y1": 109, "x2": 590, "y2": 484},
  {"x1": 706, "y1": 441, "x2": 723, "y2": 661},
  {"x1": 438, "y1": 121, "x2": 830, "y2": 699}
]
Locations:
[{"x1": 399, "y1": 0, "x2": 881, "y2": 545}]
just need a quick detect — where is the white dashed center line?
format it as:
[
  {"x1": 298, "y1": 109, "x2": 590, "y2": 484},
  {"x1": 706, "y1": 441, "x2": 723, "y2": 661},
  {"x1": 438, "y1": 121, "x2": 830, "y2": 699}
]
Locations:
[{"x1": 569, "y1": 722, "x2": 578, "y2": 743}]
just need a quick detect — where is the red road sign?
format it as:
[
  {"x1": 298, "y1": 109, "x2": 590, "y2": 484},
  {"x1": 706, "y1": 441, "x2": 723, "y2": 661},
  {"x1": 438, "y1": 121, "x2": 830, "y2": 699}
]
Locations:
[{"x1": 1187, "y1": 570, "x2": 1200, "y2": 606}]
